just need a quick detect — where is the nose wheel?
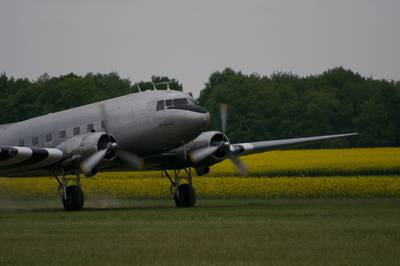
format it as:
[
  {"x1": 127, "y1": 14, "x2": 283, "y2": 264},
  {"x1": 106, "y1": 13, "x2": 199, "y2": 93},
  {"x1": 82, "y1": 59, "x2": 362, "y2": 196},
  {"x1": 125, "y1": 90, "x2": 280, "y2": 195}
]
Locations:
[{"x1": 164, "y1": 168, "x2": 196, "y2": 208}]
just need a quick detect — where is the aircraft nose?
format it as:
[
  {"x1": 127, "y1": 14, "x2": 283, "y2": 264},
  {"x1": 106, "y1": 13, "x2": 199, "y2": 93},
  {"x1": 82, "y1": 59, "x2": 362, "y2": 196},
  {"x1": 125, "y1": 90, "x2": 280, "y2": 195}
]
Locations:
[{"x1": 185, "y1": 107, "x2": 210, "y2": 131}]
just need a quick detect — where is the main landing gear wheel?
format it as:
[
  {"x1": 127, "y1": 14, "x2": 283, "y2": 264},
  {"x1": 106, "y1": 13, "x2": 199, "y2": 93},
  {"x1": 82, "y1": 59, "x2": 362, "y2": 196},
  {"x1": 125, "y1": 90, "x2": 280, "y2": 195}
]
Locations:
[
  {"x1": 62, "y1": 185, "x2": 84, "y2": 211},
  {"x1": 174, "y1": 184, "x2": 196, "y2": 208},
  {"x1": 55, "y1": 174, "x2": 85, "y2": 211},
  {"x1": 164, "y1": 168, "x2": 196, "y2": 208}
]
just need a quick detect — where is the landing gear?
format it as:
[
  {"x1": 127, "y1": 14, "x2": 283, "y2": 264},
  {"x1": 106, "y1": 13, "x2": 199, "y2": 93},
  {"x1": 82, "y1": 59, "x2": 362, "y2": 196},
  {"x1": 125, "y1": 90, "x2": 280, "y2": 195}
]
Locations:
[
  {"x1": 55, "y1": 174, "x2": 84, "y2": 211},
  {"x1": 174, "y1": 184, "x2": 196, "y2": 208},
  {"x1": 164, "y1": 168, "x2": 196, "y2": 208}
]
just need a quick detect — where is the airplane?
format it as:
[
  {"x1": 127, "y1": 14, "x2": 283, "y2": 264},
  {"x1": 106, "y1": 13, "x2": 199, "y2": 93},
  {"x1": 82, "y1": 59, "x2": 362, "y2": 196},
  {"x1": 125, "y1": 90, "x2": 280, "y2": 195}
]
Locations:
[{"x1": 0, "y1": 88, "x2": 357, "y2": 211}]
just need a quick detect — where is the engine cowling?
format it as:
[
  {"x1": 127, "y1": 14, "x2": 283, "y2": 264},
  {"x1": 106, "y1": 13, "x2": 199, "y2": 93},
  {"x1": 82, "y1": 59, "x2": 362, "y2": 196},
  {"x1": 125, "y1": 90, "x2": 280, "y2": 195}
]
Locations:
[
  {"x1": 56, "y1": 132, "x2": 116, "y2": 166},
  {"x1": 186, "y1": 131, "x2": 229, "y2": 164}
]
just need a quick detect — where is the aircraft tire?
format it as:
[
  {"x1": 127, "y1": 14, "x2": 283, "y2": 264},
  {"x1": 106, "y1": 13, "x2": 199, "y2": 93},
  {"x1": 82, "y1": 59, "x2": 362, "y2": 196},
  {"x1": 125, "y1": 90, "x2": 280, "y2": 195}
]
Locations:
[
  {"x1": 174, "y1": 184, "x2": 196, "y2": 208},
  {"x1": 62, "y1": 185, "x2": 85, "y2": 211}
]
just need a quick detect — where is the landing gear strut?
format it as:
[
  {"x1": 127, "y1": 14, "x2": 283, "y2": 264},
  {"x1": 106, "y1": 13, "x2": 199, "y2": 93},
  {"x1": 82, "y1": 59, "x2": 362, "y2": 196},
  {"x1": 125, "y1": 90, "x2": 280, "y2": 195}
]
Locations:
[
  {"x1": 55, "y1": 173, "x2": 84, "y2": 211},
  {"x1": 164, "y1": 168, "x2": 196, "y2": 208}
]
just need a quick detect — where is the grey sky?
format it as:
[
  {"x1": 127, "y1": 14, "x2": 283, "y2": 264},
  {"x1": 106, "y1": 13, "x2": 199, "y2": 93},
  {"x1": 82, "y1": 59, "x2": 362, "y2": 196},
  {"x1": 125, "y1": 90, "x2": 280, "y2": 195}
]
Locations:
[{"x1": 1, "y1": 0, "x2": 399, "y2": 97}]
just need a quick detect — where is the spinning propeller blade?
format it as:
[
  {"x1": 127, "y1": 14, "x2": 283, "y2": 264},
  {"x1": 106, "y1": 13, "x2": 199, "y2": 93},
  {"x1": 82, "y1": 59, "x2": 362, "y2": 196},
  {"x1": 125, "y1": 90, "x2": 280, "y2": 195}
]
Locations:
[
  {"x1": 117, "y1": 150, "x2": 144, "y2": 169},
  {"x1": 189, "y1": 102, "x2": 248, "y2": 175},
  {"x1": 220, "y1": 103, "x2": 228, "y2": 134},
  {"x1": 81, "y1": 148, "x2": 108, "y2": 176},
  {"x1": 228, "y1": 154, "x2": 248, "y2": 176},
  {"x1": 80, "y1": 103, "x2": 143, "y2": 176},
  {"x1": 189, "y1": 146, "x2": 219, "y2": 163}
]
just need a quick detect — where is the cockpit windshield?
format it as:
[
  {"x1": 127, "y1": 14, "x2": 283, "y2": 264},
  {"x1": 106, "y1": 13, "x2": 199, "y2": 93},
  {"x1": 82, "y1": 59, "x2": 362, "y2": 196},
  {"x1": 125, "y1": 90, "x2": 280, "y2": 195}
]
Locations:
[
  {"x1": 173, "y1": 98, "x2": 188, "y2": 106},
  {"x1": 156, "y1": 98, "x2": 193, "y2": 111}
]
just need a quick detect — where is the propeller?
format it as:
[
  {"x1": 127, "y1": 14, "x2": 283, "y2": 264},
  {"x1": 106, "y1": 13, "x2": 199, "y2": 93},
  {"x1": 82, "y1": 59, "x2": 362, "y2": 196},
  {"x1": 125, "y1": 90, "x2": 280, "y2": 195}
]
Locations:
[
  {"x1": 117, "y1": 150, "x2": 143, "y2": 169},
  {"x1": 189, "y1": 146, "x2": 219, "y2": 163},
  {"x1": 189, "y1": 103, "x2": 248, "y2": 175},
  {"x1": 228, "y1": 153, "x2": 248, "y2": 176},
  {"x1": 80, "y1": 144, "x2": 112, "y2": 176},
  {"x1": 80, "y1": 103, "x2": 143, "y2": 177},
  {"x1": 220, "y1": 103, "x2": 228, "y2": 134}
]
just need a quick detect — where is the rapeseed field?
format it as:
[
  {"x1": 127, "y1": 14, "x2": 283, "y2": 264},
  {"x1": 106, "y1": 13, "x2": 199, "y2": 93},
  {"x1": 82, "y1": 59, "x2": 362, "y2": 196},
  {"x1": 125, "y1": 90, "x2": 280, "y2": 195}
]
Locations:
[
  {"x1": 0, "y1": 148, "x2": 399, "y2": 199},
  {"x1": 1, "y1": 176, "x2": 399, "y2": 199},
  {"x1": 210, "y1": 147, "x2": 400, "y2": 176}
]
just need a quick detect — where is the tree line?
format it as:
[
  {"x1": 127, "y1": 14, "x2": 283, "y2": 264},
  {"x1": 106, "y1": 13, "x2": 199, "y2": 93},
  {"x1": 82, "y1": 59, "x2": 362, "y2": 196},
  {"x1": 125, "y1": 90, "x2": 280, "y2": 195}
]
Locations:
[
  {"x1": 198, "y1": 68, "x2": 400, "y2": 147},
  {"x1": 0, "y1": 72, "x2": 182, "y2": 123},
  {"x1": 1, "y1": 67, "x2": 399, "y2": 147}
]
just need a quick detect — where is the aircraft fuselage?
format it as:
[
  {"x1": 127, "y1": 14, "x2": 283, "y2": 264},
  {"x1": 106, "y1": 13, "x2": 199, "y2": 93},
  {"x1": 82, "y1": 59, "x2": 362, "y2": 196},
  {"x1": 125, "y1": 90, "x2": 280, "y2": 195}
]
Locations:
[{"x1": 0, "y1": 90, "x2": 210, "y2": 158}]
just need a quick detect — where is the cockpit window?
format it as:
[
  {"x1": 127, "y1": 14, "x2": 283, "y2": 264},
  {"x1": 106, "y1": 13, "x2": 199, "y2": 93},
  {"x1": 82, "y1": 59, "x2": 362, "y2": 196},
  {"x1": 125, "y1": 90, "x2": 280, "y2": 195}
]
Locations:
[
  {"x1": 165, "y1": 99, "x2": 173, "y2": 107},
  {"x1": 163, "y1": 98, "x2": 193, "y2": 109},
  {"x1": 173, "y1": 98, "x2": 188, "y2": 106},
  {"x1": 156, "y1": 100, "x2": 164, "y2": 111}
]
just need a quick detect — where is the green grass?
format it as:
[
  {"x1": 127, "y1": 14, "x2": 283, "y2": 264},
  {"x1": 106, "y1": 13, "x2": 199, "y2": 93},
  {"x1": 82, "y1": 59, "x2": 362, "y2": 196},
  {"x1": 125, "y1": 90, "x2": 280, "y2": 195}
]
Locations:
[{"x1": 1, "y1": 199, "x2": 400, "y2": 266}]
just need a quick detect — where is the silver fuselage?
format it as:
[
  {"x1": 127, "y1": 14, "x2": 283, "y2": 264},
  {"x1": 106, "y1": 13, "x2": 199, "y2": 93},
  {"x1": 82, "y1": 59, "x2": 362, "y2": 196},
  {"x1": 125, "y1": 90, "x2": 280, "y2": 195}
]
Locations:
[{"x1": 0, "y1": 90, "x2": 209, "y2": 159}]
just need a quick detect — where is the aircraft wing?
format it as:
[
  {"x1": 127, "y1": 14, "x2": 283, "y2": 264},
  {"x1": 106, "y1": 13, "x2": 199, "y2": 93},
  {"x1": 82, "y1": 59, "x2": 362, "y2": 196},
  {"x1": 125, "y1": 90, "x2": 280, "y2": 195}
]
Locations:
[
  {"x1": 0, "y1": 146, "x2": 64, "y2": 174},
  {"x1": 231, "y1": 133, "x2": 358, "y2": 156}
]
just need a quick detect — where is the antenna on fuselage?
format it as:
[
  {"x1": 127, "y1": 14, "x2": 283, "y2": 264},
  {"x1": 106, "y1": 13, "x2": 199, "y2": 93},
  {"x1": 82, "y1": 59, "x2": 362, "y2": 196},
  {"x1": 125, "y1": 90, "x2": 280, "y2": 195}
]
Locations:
[
  {"x1": 136, "y1": 83, "x2": 142, "y2": 92},
  {"x1": 154, "y1": 81, "x2": 171, "y2": 90}
]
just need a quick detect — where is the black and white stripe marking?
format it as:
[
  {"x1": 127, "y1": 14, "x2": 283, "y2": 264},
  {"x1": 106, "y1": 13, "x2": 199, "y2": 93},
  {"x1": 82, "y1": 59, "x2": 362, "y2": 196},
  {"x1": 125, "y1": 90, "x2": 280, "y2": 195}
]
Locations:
[{"x1": 0, "y1": 147, "x2": 63, "y2": 170}]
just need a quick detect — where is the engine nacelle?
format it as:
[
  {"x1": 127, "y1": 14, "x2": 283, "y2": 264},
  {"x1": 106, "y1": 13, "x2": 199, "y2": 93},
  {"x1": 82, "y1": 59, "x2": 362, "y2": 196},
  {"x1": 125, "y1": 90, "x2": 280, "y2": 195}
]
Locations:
[
  {"x1": 186, "y1": 131, "x2": 229, "y2": 167},
  {"x1": 56, "y1": 132, "x2": 116, "y2": 166}
]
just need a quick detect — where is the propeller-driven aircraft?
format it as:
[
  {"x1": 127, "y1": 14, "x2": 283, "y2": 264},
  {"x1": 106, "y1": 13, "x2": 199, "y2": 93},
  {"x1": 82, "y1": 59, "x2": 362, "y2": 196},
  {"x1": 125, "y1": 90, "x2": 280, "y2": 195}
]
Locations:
[{"x1": 0, "y1": 88, "x2": 357, "y2": 210}]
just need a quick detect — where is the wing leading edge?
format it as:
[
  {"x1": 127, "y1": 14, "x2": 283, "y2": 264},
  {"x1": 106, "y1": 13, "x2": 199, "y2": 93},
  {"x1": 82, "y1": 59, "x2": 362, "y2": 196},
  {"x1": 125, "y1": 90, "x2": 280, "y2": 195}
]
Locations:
[{"x1": 231, "y1": 133, "x2": 358, "y2": 156}]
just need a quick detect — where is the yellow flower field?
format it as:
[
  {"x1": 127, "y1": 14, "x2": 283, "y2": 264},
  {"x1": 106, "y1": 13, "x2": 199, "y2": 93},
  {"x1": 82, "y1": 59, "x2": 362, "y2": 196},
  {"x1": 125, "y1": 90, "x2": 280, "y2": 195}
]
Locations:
[
  {"x1": 88, "y1": 147, "x2": 400, "y2": 179},
  {"x1": 210, "y1": 147, "x2": 400, "y2": 177},
  {"x1": 0, "y1": 148, "x2": 399, "y2": 199},
  {"x1": 0, "y1": 176, "x2": 399, "y2": 199}
]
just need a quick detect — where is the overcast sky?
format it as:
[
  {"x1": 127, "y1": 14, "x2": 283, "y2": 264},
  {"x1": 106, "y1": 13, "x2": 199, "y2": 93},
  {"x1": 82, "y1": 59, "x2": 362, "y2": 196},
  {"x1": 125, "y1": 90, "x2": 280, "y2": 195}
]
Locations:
[{"x1": 1, "y1": 0, "x2": 399, "y2": 96}]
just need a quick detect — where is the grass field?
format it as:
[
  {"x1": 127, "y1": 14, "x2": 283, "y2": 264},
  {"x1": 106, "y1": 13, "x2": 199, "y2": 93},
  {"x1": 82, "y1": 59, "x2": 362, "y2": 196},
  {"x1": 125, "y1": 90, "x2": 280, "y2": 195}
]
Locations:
[
  {"x1": 1, "y1": 199, "x2": 400, "y2": 266},
  {"x1": 1, "y1": 148, "x2": 400, "y2": 265}
]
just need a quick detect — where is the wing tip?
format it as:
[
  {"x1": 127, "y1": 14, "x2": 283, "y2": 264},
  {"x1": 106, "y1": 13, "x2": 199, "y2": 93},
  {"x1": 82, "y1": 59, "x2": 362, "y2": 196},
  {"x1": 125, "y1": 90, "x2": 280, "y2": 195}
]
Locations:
[{"x1": 341, "y1": 132, "x2": 358, "y2": 137}]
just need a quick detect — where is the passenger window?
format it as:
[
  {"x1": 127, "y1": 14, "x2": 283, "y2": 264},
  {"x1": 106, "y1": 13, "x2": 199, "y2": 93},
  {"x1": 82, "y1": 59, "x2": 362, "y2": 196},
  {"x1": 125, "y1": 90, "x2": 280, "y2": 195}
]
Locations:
[
  {"x1": 19, "y1": 139, "x2": 24, "y2": 146},
  {"x1": 101, "y1": 120, "x2": 105, "y2": 129},
  {"x1": 32, "y1": 137, "x2": 39, "y2": 146},
  {"x1": 156, "y1": 100, "x2": 165, "y2": 111},
  {"x1": 87, "y1": 123, "x2": 94, "y2": 132},
  {"x1": 60, "y1": 130, "x2": 66, "y2": 139},
  {"x1": 165, "y1": 99, "x2": 172, "y2": 107},
  {"x1": 73, "y1": 127, "x2": 80, "y2": 136},
  {"x1": 173, "y1": 98, "x2": 188, "y2": 106},
  {"x1": 46, "y1": 134, "x2": 52, "y2": 142}
]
